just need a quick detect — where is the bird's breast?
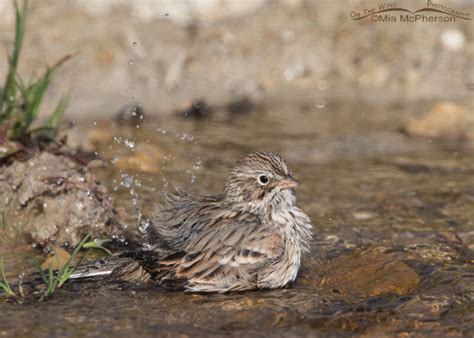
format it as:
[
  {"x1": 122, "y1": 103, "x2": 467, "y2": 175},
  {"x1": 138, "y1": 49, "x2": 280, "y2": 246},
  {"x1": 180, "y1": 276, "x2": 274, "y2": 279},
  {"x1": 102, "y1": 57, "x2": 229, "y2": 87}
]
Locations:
[{"x1": 258, "y1": 207, "x2": 312, "y2": 287}]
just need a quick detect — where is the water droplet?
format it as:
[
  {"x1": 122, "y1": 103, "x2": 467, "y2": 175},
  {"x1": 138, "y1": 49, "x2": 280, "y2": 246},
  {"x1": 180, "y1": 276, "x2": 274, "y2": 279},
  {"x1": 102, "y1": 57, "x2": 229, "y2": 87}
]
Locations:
[
  {"x1": 193, "y1": 160, "x2": 201, "y2": 171},
  {"x1": 124, "y1": 139, "x2": 135, "y2": 149},
  {"x1": 315, "y1": 101, "x2": 327, "y2": 109},
  {"x1": 317, "y1": 80, "x2": 328, "y2": 91},
  {"x1": 176, "y1": 133, "x2": 189, "y2": 141},
  {"x1": 141, "y1": 243, "x2": 155, "y2": 251},
  {"x1": 128, "y1": 59, "x2": 135, "y2": 66},
  {"x1": 284, "y1": 69, "x2": 295, "y2": 81},
  {"x1": 121, "y1": 174, "x2": 133, "y2": 188},
  {"x1": 156, "y1": 127, "x2": 167, "y2": 134},
  {"x1": 138, "y1": 219, "x2": 150, "y2": 234}
]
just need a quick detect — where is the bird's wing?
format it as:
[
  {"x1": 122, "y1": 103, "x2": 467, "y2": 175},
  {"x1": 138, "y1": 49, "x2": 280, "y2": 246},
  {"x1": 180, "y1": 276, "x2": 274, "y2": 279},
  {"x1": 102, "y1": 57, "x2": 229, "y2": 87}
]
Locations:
[
  {"x1": 158, "y1": 219, "x2": 283, "y2": 284},
  {"x1": 149, "y1": 191, "x2": 226, "y2": 253}
]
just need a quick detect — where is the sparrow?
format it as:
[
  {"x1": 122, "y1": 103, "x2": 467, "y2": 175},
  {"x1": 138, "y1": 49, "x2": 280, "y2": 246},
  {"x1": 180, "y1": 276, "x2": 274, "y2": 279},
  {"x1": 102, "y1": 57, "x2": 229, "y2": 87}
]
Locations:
[{"x1": 72, "y1": 152, "x2": 313, "y2": 292}]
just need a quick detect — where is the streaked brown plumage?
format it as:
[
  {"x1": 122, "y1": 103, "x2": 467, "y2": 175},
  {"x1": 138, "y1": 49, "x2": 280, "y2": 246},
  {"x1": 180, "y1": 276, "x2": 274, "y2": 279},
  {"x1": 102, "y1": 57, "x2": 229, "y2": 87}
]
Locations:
[{"x1": 73, "y1": 152, "x2": 313, "y2": 292}]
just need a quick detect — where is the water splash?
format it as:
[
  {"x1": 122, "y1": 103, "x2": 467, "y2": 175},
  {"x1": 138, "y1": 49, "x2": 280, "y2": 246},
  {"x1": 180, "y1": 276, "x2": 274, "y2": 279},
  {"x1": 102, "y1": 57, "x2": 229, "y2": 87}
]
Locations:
[
  {"x1": 121, "y1": 174, "x2": 133, "y2": 188},
  {"x1": 190, "y1": 158, "x2": 202, "y2": 184},
  {"x1": 138, "y1": 218, "x2": 150, "y2": 235},
  {"x1": 176, "y1": 133, "x2": 194, "y2": 141}
]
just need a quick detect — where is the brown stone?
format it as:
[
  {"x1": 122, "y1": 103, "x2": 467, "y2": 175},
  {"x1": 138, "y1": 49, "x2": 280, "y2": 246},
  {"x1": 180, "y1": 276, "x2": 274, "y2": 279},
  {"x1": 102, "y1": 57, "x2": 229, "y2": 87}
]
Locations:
[
  {"x1": 41, "y1": 247, "x2": 71, "y2": 270},
  {"x1": 404, "y1": 102, "x2": 474, "y2": 145},
  {"x1": 114, "y1": 144, "x2": 164, "y2": 174},
  {"x1": 317, "y1": 248, "x2": 420, "y2": 296}
]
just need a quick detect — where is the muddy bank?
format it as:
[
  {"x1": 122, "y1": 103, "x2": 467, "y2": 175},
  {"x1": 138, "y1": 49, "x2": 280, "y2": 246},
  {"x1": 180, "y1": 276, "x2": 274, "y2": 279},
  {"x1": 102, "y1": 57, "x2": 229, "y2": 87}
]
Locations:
[{"x1": 0, "y1": 151, "x2": 123, "y2": 248}]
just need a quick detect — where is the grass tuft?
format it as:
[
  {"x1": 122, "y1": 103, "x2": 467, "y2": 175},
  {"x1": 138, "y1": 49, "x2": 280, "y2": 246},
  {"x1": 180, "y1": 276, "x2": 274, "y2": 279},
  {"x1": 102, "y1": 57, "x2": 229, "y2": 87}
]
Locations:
[
  {"x1": 31, "y1": 234, "x2": 112, "y2": 301},
  {"x1": 0, "y1": 0, "x2": 70, "y2": 144},
  {"x1": 1, "y1": 234, "x2": 112, "y2": 302},
  {"x1": 0, "y1": 257, "x2": 17, "y2": 298}
]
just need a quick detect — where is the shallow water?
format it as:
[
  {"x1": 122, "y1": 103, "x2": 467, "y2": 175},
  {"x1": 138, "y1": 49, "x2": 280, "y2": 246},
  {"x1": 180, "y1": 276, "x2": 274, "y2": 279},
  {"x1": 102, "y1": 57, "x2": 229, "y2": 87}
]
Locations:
[{"x1": 1, "y1": 103, "x2": 473, "y2": 336}]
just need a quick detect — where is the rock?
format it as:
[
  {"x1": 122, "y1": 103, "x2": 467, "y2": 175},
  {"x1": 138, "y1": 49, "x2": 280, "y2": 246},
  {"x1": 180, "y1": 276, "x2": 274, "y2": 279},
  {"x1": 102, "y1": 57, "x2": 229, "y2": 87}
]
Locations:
[
  {"x1": 114, "y1": 144, "x2": 164, "y2": 174},
  {"x1": 0, "y1": 152, "x2": 122, "y2": 247},
  {"x1": 179, "y1": 99, "x2": 213, "y2": 119},
  {"x1": 352, "y1": 211, "x2": 376, "y2": 220},
  {"x1": 41, "y1": 247, "x2": 71, "y2": 270},
  {"x1": 114, "y1": 103, "x2": 145, "y2": 127},
  {"x1": 358, "y1": 65, "x2": 389, "y2": 88},
  {"x1": 403, "y1": 102, "x2": 474, "y2": 146},
  {"x1": 316, "y1": 248, "x2": 420, "y2": 296},
  {"x1": 226, "y1": 96, "x2": 256, "y2": 116}
]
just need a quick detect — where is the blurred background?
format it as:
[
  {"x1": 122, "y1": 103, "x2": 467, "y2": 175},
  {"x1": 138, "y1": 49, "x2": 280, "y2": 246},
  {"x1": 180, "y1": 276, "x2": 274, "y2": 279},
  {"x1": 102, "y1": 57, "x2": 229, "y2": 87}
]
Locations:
[{"x1": 0, "y1": 0, "x2": 472, "y2": 119}]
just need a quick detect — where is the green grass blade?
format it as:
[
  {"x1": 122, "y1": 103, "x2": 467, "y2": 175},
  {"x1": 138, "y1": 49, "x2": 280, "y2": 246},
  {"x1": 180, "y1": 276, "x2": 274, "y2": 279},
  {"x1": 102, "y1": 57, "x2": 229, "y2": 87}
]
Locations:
[
  {"x1": 48, "y1": 265, "x2": 53, "y2": 285},
  {"x1": 18, "y1": 279, "x2": 24, "y2": 298},
  {"x1": 83, "y1": 239, "x2": 112, "y2": 256},
  {"x1": 13, "y1": 69, "x2": 52, "y2": 138},
  {"x1": 0, "y1": 0, "x2": 27, "y2": 124},
  {"x1": 27, "y1": 254, "x2": 48, "y2": 285},
  {"x1": 43, "y1": 234, "x2": 91, "y2": 296},
  {"x1": 58, "y1": 249, "x2": 91, "y2": 288},
  {"x1": 45, "y1": 94, "x2": 69, "y2": 129},
  {"x1": 0, "y1": 257, "x2": 16, "y2": 297},
  {"x1": 11, "y1": 54, "x2": 72, "y2": 139}
]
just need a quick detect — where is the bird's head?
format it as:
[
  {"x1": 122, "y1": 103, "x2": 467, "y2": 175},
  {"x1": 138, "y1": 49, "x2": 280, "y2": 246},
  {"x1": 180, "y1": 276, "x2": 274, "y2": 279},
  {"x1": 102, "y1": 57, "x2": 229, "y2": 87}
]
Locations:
[{"x1": 224, "y1": 152, "x2": 299, "y2": 214}]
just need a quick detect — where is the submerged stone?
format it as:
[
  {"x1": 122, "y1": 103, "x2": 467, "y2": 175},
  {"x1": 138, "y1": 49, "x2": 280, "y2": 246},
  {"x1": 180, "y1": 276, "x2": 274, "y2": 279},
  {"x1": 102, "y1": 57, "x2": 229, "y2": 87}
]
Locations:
[{"x1": 316, "y1": 248, "x2": 420, "y2": 297}]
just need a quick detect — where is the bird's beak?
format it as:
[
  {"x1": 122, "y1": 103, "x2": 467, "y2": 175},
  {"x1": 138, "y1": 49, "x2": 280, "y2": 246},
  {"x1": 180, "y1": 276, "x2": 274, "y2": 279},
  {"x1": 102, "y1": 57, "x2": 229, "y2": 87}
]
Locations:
[{"x1": 278, "y1": 175, "x2": 299, "y2": 190}]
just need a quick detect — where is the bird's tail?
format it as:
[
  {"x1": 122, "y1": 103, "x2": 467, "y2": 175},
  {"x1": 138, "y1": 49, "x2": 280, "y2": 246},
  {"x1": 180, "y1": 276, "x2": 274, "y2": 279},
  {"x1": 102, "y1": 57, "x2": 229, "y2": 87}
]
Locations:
[
  {"x1": 70, "y1": 254, "x2": 153, "y2": 283},
  {"x1": 68, "y1": 256, "x2": 132, "y2": 280}
]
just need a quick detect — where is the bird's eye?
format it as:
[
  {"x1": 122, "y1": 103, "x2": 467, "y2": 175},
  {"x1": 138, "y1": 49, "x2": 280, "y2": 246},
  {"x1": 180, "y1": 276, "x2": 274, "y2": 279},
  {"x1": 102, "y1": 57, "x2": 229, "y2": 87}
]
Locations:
[{"x1": 258, "y1": 175, "x2": 269, "y2": 185}]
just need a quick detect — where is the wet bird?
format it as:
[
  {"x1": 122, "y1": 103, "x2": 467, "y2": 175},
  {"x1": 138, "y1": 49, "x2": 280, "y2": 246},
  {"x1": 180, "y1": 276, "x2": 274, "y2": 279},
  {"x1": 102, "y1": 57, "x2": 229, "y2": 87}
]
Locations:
[{"x1": 72, "y1": 152, "x2": 312, "y2": 292}]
